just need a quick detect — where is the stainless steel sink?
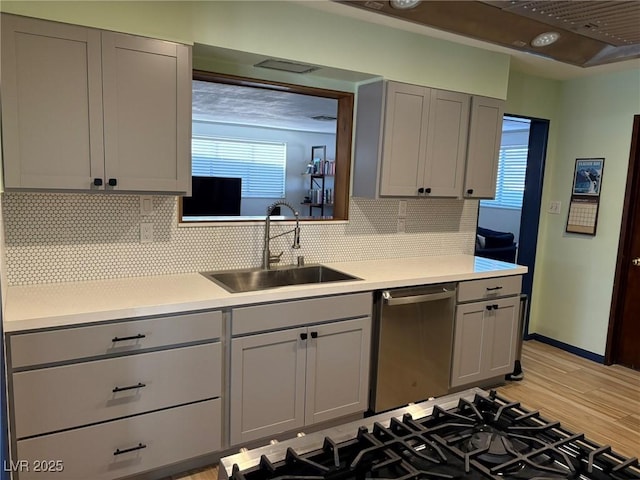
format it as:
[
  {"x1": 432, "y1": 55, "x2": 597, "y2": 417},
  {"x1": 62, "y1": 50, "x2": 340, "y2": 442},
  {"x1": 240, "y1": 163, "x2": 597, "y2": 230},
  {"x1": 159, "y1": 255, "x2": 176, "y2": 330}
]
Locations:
[{"x1": 201, "y1": 265, "x2": 360, "y2": 293}]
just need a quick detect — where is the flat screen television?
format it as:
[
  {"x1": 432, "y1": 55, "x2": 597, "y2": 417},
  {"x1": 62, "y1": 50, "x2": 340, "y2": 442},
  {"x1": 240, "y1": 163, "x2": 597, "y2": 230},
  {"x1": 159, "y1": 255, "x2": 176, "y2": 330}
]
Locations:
[{"x1": 183, "y1": 176, "x2": 242, "y2": 216}]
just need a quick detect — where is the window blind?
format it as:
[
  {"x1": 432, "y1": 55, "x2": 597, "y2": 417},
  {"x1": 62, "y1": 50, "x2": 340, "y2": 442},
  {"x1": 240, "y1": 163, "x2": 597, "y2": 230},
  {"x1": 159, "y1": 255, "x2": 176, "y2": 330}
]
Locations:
[
  {"x1": 481, "y1": 146, "x2": 528, "y2": 210},
  {"x1": 192, "y1": 136, "x2": 286, "y2": 198}
]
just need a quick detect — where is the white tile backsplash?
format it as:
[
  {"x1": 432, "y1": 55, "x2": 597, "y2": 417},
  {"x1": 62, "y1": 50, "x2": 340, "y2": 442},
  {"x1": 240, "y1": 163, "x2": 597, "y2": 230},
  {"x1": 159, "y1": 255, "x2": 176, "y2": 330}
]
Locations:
[{"x1": 3, "y1": 193, "x2": 478, "y2": 285}]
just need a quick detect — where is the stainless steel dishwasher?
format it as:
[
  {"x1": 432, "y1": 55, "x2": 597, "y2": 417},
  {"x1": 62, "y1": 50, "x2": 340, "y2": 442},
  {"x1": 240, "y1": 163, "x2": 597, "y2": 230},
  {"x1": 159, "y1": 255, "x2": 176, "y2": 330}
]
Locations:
[{"x1": 370, "y1": 283, "x2": 456, "y2": 413}]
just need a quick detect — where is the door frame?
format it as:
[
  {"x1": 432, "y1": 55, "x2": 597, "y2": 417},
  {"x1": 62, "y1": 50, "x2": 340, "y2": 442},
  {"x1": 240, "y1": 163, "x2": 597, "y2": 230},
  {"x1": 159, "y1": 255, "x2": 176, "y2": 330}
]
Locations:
[
  {"x1": 517, "y1": 116, "x2": 550, "y2": 336},
  {"x1": 605, "y1": 114, "x2": 640, "y2": 365}
]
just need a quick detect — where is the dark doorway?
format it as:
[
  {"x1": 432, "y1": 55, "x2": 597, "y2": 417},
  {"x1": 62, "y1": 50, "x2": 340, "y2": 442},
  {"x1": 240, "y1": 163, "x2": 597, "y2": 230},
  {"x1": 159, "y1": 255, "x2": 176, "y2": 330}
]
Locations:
[
  {"x1": 476, "y1": 115, "x2": 549, "y2": 336},
  {"x1": 606, "y1": 114, "x2": 640, "y2": 369}
]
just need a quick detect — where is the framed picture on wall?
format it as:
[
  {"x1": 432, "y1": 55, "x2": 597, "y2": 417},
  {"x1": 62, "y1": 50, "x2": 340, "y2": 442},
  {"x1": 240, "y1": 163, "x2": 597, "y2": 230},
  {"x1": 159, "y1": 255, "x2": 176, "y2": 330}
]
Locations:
[
  {"x1": 572, "y1": 158, "x2": 604, "y2": 195},
  {"x1": 566, "y1": 158, "x2": 604, "y2": 236}
]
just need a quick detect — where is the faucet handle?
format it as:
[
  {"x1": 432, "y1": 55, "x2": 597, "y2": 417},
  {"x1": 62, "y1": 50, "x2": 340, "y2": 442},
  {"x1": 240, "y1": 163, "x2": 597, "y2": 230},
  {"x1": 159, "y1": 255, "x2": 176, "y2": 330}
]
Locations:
[{"x1": 269, "y1": 251, "x2": 284, "y2": 263}]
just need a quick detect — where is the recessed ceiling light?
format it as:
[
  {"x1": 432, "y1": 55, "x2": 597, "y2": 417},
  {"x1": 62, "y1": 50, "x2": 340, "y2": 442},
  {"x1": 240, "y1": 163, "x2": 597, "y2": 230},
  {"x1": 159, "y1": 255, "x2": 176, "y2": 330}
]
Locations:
[
  {"x1": 389, "y1": 0, "x2": 421, "y2": 10},
  {"x1": 531, "y1": 32, "x2": 560, "y2": 47}
]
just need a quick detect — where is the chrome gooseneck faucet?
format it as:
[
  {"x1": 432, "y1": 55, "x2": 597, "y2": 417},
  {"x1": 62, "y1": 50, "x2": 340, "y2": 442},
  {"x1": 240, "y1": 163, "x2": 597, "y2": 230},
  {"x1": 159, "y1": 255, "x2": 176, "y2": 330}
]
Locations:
[{"x1": 263, "y1": 202, "x2": 301, "y2": 270}]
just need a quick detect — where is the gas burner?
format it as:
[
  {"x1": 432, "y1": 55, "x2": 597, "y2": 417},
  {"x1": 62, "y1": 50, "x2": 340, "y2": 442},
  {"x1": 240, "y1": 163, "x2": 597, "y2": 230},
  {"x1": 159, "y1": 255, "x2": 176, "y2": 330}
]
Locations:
[
  {"x1": 464, "y1": 423, "x2": 515, "y2": 463},
  {"x1": 223, "y1": 389, "x2": 640, "y2": 480}
]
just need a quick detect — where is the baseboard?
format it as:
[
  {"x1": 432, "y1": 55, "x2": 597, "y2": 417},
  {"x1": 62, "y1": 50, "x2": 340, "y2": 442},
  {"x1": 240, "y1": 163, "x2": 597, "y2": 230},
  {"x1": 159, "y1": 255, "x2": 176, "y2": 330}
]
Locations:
[{"x1": 526, "y1": 333, "x2": 605, "y2": 364}]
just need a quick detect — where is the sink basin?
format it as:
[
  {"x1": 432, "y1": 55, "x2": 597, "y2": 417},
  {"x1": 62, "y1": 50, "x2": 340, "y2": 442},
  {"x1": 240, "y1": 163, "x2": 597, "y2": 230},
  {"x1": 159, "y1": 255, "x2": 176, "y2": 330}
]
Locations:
[{"x1": 201, "y1": 265, "x2": 360, "y2": 293}]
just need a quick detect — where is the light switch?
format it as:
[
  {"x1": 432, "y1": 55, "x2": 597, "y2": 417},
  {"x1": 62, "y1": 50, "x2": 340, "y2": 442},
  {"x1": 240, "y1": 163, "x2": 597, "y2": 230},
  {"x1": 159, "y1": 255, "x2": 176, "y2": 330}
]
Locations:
[
  {"x1": 398, "y1": 200, "x2": 407, "y2": 217},
  {"x1": 140, "y1": 195, "x2": 153, "y2": 216},
  {"x1": 397, "y1": 218, "x2": 406, "y2": 233},
  {"x1": 548, "y1": 201, "x2": 561, "y2": 215}
]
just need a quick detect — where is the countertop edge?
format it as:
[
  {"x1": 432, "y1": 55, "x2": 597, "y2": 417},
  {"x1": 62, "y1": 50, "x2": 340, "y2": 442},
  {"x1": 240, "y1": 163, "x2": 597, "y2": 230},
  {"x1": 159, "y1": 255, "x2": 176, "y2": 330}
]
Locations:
[{"x1": 3, "y1": 256, "x2": 528, "y2": 333}]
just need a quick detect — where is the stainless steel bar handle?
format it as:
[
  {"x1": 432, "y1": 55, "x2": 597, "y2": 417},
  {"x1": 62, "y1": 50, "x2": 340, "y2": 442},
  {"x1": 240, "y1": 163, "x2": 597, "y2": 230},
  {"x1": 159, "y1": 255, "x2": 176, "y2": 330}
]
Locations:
[{"x1": 382, "y1": 288, "x2": 455, "y2": 306}]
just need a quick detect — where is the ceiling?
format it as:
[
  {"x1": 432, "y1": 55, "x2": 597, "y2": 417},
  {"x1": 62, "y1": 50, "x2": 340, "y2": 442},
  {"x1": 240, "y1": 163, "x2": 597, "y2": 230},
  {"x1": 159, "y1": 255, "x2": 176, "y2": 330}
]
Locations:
[
  {"x1": 192, "y1": 80, "x2": 339, "y2": 133},
  {"x1": 338, "y1": 1, "x2": 640, "y2": 68}
]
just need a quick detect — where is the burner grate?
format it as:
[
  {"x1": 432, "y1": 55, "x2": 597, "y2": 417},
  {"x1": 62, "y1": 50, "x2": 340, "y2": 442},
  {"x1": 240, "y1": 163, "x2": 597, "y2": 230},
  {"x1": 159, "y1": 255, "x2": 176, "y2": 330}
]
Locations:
[{"x1": 230, "y1": 391, "x2": 640, "y2": 480}]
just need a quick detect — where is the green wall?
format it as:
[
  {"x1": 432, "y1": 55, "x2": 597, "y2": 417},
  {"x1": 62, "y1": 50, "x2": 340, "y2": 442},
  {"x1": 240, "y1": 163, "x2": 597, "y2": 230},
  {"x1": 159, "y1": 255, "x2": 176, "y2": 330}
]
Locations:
[
  {"x1": 0, "y1": 1, "x2": 510, "y2": 98},
  {"x1": 507, "y1": 68, "x2": 640, "y2": 355},
  {"x1": 533, "y1": 68, "x2": 639, "y2": 355}
]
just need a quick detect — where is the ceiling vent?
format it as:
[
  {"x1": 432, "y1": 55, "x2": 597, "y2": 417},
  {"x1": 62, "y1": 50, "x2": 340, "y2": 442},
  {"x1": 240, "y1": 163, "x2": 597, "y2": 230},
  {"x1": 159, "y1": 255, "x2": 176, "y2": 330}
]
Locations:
[{"x1": 254, "y1": 59, "x2": 320, "y2": 74}]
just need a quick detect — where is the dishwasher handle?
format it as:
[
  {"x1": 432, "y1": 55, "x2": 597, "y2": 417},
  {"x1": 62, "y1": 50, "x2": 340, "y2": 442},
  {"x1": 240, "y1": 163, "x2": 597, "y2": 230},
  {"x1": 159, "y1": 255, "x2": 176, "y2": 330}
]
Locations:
[{"x1": 381, "y1": 287, "x2": 455, "y2": 306}]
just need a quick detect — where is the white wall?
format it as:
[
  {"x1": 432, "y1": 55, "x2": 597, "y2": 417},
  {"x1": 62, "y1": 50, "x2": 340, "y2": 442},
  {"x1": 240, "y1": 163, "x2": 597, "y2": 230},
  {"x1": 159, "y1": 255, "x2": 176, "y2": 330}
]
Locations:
[
  {"x1": 477, "y1": 207, "x2": 522, "y2": 244},
  {"x1": 192, "y1": 121, "x2": 336, "y2": 217}
]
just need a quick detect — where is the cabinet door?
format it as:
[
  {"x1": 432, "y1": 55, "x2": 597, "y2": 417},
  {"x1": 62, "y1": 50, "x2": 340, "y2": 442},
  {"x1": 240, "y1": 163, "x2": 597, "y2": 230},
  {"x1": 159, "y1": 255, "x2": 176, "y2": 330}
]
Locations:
[
  {"x1": 230, "y1": 328, "x2": 307, "y2": 445},
  {"x1": 1, "y1": 14, "x2": 104, "y2": 190},
  {"x1": 423, "y1": 90, "x2": 470, "y2": 197},
  {"x1": 451, "y1": 302, "x2": 486, "y2": 388},
  {"x1": 464, "y1": 96, "x2": 505, "y2": 198},
  {"x1": 102, "y1": 32, "x2": 191, "y2": 193},
  {"x1": 451, "y1": 296, "x2": 519, "y2": 388},
  {"x1": 305, "y1": 317, "x2": 371, "y2": 425},
  {"x1": 379, "y1": 82, "x2": 430, "y2": 196},
  {"x1": 483, "y1": 296, "x2": 519, "y2": 377}
]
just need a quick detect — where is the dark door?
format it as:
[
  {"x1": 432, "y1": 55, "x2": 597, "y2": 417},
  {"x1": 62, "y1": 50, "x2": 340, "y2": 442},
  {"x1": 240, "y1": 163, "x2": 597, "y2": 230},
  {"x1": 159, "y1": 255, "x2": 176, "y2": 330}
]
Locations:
[{"x1": 607, "y1": 115, "x2": 640, "y2": 369}]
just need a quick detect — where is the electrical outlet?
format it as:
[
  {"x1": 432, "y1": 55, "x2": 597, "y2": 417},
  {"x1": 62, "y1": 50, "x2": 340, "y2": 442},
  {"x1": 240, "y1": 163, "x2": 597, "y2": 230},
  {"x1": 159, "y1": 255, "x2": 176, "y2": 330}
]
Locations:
[
  {"x1": 397, "y1": 218, "x2": 406, "y2": 233},
  {"x1": 548, "y1": 201, "x2": 561, "y2": 215},
  {"x1": 398, "y1": 200, "x2": 407, "y2": 217},
  {"x1": 140, "y1": 195, "x2": 153, "y2": 216},
  {"x1": 140, "y1": 223, "x2": 154, "y2": 243}
]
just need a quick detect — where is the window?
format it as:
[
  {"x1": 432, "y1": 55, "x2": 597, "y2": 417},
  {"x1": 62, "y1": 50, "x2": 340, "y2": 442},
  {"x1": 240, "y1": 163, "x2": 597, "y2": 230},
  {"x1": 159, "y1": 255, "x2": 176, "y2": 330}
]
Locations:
[
  {"x1": 180, "y1": 71, "x2": 353, "y2": 223},
  {"x1": 480, "y1": 146, "x2": 528, "y2": 210},
  {"x1": 192, "y1": 136, "x2": 287, "y2": 198}
]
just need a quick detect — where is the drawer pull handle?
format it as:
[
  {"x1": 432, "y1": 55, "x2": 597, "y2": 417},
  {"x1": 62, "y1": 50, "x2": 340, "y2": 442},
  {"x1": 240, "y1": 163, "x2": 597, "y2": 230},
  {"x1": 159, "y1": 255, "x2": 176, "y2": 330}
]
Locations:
[
  {"x1": 486, "y1": 305, "x2": 493, "y2": 311},
  {"x1": 300, "y1": 333, "x2": 308, "y2": 341},
  {"x1": 493, "y1": 304, "x2": 499, "y2": 310},
  {"x1": 310, "y1": 331, "x2": 318, "y2": 339},
  {"x1": 112, "y1": 334, "x2": 146, "y2": 342},
  {"x1": 113, "y1": 382, "x2": 146, "y2": 393},
  {"x1": 486, "y1": 286, "x2": 503, "y2": 291},
  {"x1": 114, "y1": 443, "x2": 146, "y2": 456}
]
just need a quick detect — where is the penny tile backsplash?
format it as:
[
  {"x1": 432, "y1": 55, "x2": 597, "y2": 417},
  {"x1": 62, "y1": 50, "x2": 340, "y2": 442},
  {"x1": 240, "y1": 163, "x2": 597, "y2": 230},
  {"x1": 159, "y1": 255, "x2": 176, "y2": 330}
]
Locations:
[{"x1": 3, "y1": 193, "x2": 477, "y2": 285}]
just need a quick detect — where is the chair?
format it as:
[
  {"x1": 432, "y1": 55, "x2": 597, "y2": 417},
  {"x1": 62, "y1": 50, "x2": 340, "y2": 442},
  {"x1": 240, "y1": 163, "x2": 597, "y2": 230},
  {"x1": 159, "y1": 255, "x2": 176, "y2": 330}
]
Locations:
[{"x1": 475, "y1": 226, "x2": 517, "y2": 263}]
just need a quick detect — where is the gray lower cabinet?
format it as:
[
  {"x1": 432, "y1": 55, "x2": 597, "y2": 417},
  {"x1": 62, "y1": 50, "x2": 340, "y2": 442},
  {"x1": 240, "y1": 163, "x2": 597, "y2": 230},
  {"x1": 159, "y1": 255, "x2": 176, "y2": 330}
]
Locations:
[
  {"x1": 451, "y1": 280, "x2": 520, "y2": 388},
  {"x1": 0, "y1": 13, "x2": 191, "y2": 193},
  {"x1": 16, "y1": 399, "x2": 220, "y2": 480},
  {"x1": 6, "y1": 311, "x2": 223, "y2": 480},
  {"x1": 229, "y1": 293, "x2": 372, "y2": 445}
]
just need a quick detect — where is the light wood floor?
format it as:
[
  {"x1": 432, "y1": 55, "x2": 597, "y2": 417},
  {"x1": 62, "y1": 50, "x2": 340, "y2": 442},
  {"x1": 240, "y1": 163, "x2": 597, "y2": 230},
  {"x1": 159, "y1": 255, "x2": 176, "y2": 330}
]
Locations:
[{"x1": 169, "y1": 339, "x2": 640, "y2": 480}]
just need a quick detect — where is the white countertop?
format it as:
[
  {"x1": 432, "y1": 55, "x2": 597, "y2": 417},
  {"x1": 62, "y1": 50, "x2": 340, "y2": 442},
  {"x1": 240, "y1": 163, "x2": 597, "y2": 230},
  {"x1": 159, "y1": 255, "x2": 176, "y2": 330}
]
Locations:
[{"x1": 3, "y1": 255, "x2": 527, "y2": 333}]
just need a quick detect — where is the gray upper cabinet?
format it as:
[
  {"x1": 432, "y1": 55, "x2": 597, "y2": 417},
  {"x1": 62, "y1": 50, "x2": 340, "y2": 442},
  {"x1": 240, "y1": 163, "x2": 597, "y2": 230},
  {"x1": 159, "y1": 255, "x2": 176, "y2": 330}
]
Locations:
[
  {"x1": 1, "y1": 15, "x2": 104, "y2": 190},
  {"x1": 0, "y1": 14, "x2": 191, "y2": 194},
  {"x1": 463, "y1": 96, "x2": 505, "y2": 199},
  {"x1": 353, "y1": 80, "x2": 503, "y2": 200}
]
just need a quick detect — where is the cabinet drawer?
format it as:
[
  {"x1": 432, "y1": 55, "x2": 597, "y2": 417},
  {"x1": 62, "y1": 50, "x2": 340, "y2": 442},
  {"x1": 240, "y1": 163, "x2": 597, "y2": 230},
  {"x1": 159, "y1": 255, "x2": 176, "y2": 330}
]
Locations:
[
  {"x1": 232, "y1": 292, "x2": 372, "y2": 335},
  {"x1": 457, "y1": 276, "x2": 521, "y2": 303},
  {"x1": 13, "y1": 343, "x2": 221, "y2": 439},
  {"x1": 16, "y1": 398, "x2": 221, "y2": 480},
  {"x1": 9, "y1": 310, "x2": 222, "y2": 368}
]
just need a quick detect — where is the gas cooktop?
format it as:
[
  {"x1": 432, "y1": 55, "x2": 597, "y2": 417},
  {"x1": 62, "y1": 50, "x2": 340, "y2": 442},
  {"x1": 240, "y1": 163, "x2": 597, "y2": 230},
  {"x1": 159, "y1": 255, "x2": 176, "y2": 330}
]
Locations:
[{"x1": 220, "y1": 388, "x2": 639, "y2": 480}]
